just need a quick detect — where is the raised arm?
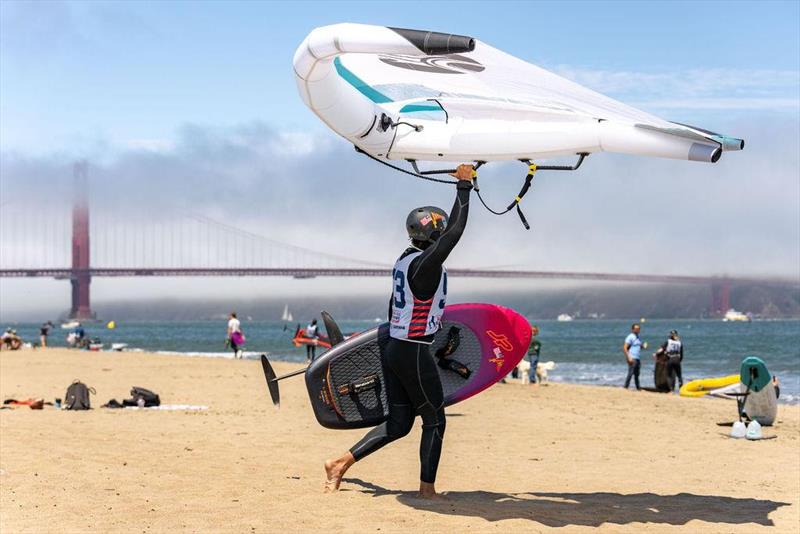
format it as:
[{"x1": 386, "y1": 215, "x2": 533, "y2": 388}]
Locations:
[{"x1": 407, "y1": 165, "x2": 474, "y2": 298}]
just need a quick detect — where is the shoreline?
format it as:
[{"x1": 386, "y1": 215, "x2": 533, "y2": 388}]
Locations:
[{"x1": 13, "y1": 345, "x2": 800, "y2": 405}]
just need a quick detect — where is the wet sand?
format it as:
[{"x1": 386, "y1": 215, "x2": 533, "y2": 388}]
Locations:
[{"x1": 1, "y1": 348, "x2": 798, "y2": 533}]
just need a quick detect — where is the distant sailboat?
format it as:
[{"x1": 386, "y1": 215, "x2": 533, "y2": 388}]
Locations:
[{"x1": 281, "y1": 305, "x2": 294, "y2": 329}]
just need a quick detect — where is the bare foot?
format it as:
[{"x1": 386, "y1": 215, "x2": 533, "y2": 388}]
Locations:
[
  {"x1": 418, "y1": 481, "x2": 449, "y2": 500},
  {"x1": 323, "y1": 452, "x2": 355, "y2": 493}
]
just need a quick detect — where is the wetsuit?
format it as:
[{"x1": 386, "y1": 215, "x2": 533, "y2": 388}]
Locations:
[
  {"x1": 350, "y1": 180, "x2": 472, "y2": 484},
  {"x1": 663, "y1": 338, "x2": 684, "y2": 390}
]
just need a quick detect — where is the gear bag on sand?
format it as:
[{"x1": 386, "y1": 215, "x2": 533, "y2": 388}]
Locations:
[{"x1": 64, "y1": 380, "x2": 95, "y2": 410}]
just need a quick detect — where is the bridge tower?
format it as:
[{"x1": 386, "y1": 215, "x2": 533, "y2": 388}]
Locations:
[
  {"x1": 710, "y1": 281, "x2": 731, "y2": 317},
  {"x1": 70, "y1": 161, "x2": 94, "y2": 319}
]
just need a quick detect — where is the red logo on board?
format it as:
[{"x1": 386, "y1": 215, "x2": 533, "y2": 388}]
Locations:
[{"x1": 486, "y1": 330, "x2": 514, "y2": 372}]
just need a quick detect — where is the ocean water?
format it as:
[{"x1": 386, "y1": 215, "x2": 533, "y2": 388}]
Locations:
[{"x1": 6, "y1": 318, "x2": 799, "y2": 404}]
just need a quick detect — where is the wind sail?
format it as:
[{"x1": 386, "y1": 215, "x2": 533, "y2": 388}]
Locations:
[{"x1": 294, "y1": 24, "x2": 743, "y2": 164}]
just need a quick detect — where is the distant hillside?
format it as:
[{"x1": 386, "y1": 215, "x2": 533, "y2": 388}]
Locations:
[{"x1": 86, "y1": 282, "x2": 800, "y2": 321}]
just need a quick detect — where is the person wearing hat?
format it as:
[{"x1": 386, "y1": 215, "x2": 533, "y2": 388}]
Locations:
[{"x1": 656, "y1": 330, "x2": 684, "y2": 391}]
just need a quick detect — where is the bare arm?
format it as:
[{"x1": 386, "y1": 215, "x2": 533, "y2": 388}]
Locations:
[{"x1": 623, "y1": 342, "x2": 632, "y2": 364}]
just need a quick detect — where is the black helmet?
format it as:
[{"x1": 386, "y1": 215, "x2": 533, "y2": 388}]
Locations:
[
  {"x1": 406, "y1": 206, "x2": 448, "y2": 244},
  {"x1": 669, "y1": 329, "x2": 679, "y2": 337}
]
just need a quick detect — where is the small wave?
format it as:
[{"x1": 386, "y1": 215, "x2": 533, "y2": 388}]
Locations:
[{"x1": 151, "y1": 350, "x2": 262, "y2": 359}]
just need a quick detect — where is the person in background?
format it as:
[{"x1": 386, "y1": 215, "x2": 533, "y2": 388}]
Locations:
[
  {"x1": 70, "y1": 323, "x2": 86, "y2": 348},
  {"x1": 623, "y1": 323, "x2": 646, "y2": 390},
  {"x1": 306, "y1": 318, "x2": 319, "y2": 362},
  {"x1": 39, "y1": 321, "x2": 54, "y2": 348},
  {"x1": 227, "y1": 312, "x2": 243, "y2": 359},
  {"x1": 528, "y1": 325, "x2": 542, "y2": 386},
  {"x1": 655, "y1": 329, "x2": 684, "y2": 391},
  {"x1": 1, "y1": 328, "x2": 22, "y2": 350}
]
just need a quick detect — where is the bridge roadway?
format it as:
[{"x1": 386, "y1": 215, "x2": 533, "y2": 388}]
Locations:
[{"x1": 0, "y1": 267, "x2": 796, "y2": 286}]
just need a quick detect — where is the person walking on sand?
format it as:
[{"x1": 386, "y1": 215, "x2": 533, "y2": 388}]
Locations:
[
  {"x1": 623, "y1": 323, "x2": 646, "y2": 390},
  {"x1": 528, "y1": 325, "x2": 542, "y2": 385},
  {"x1": 322, "y1": 163, "x2": 476, "y2": 500},
  {"x1": 39, "y1": 321, "x2": 53, "y2": 348},
  {"x1": 227, "y1": 312, "x2": 244, "y2": 359},
  {"x1": 305, "y1": 318, "x2": 320, "y2": 362}
]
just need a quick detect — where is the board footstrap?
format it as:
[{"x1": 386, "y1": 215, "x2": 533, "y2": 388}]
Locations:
[{"x1": 435, "y1": 327, "x2": 472, "y2": 379}]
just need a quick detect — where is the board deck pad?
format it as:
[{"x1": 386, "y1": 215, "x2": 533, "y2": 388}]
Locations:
[{"x1": 305, "y1": 303, "x2": 531, "y2": 429}]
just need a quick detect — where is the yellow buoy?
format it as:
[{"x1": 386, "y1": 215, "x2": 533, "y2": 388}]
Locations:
[{"x1": 106, "y1": 321, "x2": 116, "y2": 330}]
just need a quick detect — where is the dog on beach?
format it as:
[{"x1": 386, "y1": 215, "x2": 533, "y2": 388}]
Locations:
[{"x1": 514, "y1": 361, "x2": 556, "y2": 384}]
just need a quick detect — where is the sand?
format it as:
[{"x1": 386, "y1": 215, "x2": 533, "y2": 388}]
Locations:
[{"x1": 1, "y1": 348, "x2": 798, "y2": 533}]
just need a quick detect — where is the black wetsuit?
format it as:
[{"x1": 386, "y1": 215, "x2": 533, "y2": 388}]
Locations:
[
  {"x1": 350, "y1": 180, "x2": 472, "y2": 484},
  {"x1": 662, "y1": 339, "x2": 684, "y2": 391}
]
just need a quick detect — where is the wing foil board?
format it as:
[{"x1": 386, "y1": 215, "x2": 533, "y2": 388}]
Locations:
[
  {"x1": 294, "y1": 24, "x2": 743, "y2": 163},
  {"x1": 304, "y1": 303, "x2": 530, "y2": 429}
]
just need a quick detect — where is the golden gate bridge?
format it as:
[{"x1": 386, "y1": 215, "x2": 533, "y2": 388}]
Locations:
[{"x1": 1, "y1": 162, "x2": 795, "y2": 319}]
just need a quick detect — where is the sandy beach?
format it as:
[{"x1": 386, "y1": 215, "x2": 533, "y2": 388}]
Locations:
[{"x1": 1, "y1": 348, "x2": 798, "y2": 533}]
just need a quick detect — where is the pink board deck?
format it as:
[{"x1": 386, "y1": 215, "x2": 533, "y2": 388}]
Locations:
[{"x1": 304, "y1": 303, "x2": 531, "y2": 429}]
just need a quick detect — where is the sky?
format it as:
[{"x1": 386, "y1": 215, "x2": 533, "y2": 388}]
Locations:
[{"x1": 1, "y1": 0, "x2": 799, "y2": 319}]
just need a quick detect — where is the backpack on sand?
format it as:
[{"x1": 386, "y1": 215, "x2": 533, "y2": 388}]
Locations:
[
  {"x1": 122, "y1": 386, "x2": 161, "y2": 407},
  {"x1": 64, "y1": 380, "x2": 95, "y2": 410}
]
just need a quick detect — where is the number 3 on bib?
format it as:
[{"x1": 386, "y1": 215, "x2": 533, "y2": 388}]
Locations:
[{"x1": 393, "y1": 269, "x2": 406, "y2": 309}]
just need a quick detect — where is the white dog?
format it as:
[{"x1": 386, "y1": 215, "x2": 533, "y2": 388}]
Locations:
[
  {"x1": 514, "y1": 360, "x2": 556, "y2": 384},
  {"x1": 516, "y1": 360, "x2": 532, "y2": 384},
  {"x1": 537, "y1": 361, "x2": 556, "y2": 383}
]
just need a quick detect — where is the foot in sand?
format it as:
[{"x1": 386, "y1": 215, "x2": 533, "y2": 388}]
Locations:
[
  {"x1": 324, "y1": 452, "x2": 355, "y2": 493},
  {"x1": 418, "y1": 481, "x2": 449, "y2": 500}
]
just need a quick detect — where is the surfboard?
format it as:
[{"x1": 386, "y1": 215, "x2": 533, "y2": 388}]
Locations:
[
  {"x1": 301, "y1": 303, "x2": 530, "y2": 429},
  {"x1": 740, "y1": 357, "x2": 778, "y2": 426}
]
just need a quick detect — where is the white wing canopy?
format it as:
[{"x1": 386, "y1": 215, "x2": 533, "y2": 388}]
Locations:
[{"x1": 294, "y1": 24, "x2": 744, "y2": 163}]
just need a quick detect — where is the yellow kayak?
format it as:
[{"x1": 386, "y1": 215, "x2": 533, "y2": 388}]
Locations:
[{"x1": 679, "y1": 375, "x2": 740, "y2": 398}]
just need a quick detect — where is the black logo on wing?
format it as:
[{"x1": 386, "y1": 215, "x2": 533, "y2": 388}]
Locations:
[{"x1": 378, "y1": 54, "x2": 485, "y2": 75}]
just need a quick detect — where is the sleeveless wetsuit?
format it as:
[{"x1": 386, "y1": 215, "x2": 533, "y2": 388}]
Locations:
[{"x1": 349, "y1": 180, "x2": 472, "y2": 484}]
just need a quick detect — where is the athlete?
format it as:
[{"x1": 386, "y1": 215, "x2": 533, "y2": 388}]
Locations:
[
  {"x1": 657, "y1": 329, "x2": 684, "y2": 391},
  {"x1": 323, "y1": 163, "x2": 475, "y2": 499}
]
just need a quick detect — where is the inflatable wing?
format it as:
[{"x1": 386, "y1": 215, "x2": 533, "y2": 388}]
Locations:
[{"x1": 294, "y1": 24, "x2": 744, "y2": 164}]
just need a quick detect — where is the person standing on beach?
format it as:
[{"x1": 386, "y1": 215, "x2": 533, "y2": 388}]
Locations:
[
  {"x1": 659, "y1": 329, "x2": 684, "y2": 391},
  {"x1": 623, "y1": 323, "x2": 645, "y2": 390},
  {"x1": 39, "y1": 321, "x2": 53, "y2": 348},
  {"x1": 305, "y1": 319, "x2": 320, "y2": 362},
  {"x1": 528, "y1": 325, "x2": 542, "y2": 385},
  {"x1": 227, "y1": 312, "x2": 243, "y2": 359},
  {"x1": 322, "y1": 163, "x2": 475, "y2": 500}
]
